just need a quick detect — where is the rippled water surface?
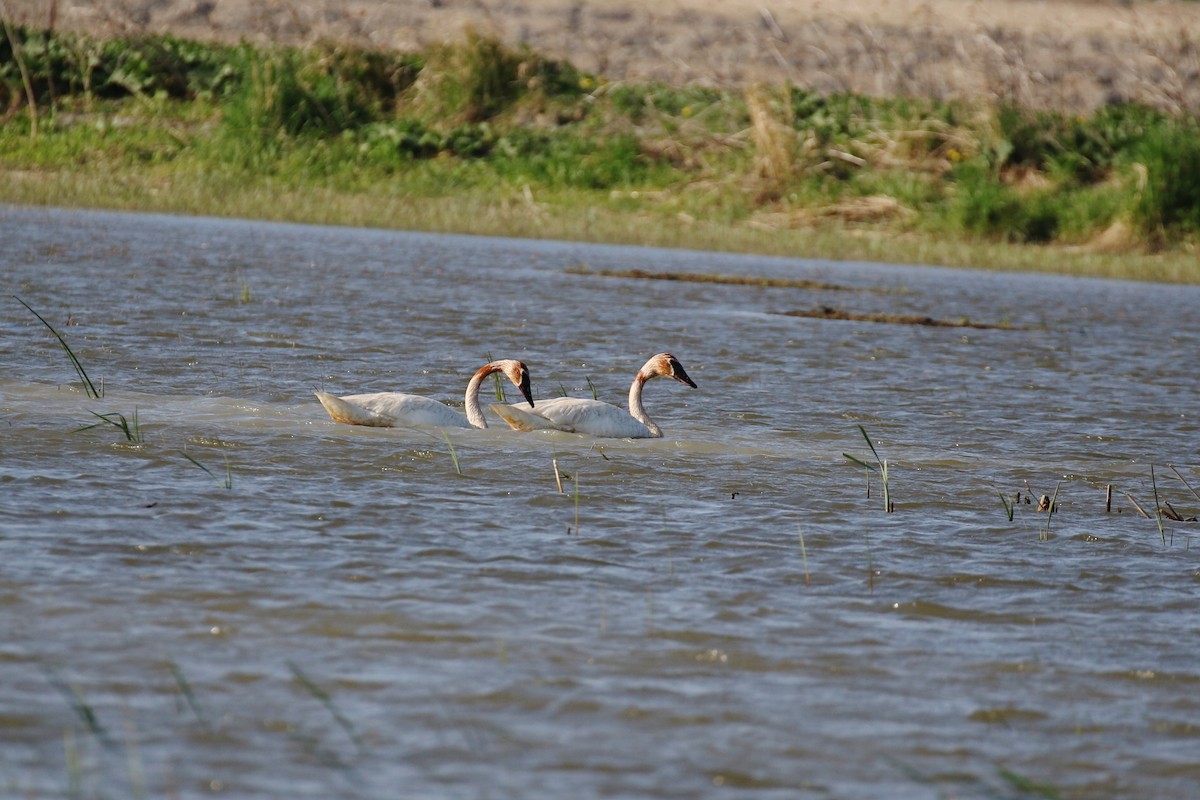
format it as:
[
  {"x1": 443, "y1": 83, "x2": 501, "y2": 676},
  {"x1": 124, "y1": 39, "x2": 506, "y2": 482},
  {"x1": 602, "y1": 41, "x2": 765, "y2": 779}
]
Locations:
[{"x1": 3, "y1": 206, "x2": 1199, "y2": 799}]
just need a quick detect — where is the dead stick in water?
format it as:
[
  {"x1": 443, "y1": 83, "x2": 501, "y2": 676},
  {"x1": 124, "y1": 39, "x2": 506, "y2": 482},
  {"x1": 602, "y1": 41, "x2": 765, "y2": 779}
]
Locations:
[
  {"x1": 552, "y1": 458, "x2": 563, "y2": 493},
  {"x1": 1168, "y1": 464, "x2": 1200, "y2": 503},
  {"x1": 1123, "y1": 491, "x2": 1152, "y2": 520},
  {"x1": 1106, "y1": 484, "x2": 1112, "y2": 513}
]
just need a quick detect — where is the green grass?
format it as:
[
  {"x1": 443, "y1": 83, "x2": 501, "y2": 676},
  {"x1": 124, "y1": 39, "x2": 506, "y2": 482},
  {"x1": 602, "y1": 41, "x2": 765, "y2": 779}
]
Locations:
[
  {"x1": 998, "y1": 489, "x2": 1015, "y2": 522},
  {"x1": 14, "y1": 295, "x2": 101, "y2": 398},
  {"x1": 78, "y1": 409, "x2": 143, "y2": 443},
  {"x1": 844, "y1": 425, "x2": 893, "y2": 513},
  {"x1": 1041, "y1": 482, "x2": 1061, "y2": 542},
  {"x1": 1151, "y1": 464, "x2": 1166, "y2": 545},
  {"x1": 181, "y1": 450, "x2": 233, "y2": 489},
  {"x1": 441, "y1": 430, "x2": 462, "y2": 475},
  {"x1": 287, "y1": 661, "x2": 364, "y2": 756},
  {"x1": 3, "y1": 26, "x2": 1200, "y2": 282}
]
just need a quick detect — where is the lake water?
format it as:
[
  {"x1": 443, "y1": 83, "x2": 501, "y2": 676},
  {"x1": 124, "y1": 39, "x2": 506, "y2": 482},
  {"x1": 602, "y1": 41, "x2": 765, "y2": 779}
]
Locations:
[{"x1": 2, "y1": 205, "x2": 1199, "y2": 799}]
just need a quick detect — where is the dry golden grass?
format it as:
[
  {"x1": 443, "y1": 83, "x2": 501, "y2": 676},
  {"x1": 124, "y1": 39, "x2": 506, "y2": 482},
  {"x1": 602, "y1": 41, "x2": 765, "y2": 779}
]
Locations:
[{"x1": 8, "y1": 0, "x2": 1200, "y2": 112}]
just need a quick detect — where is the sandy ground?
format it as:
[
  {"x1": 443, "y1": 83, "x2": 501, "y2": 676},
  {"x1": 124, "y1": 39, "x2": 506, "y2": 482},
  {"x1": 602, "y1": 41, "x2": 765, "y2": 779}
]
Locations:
[{"x1": 7, "y1": 0, "x2": 1200, "y2": 112}]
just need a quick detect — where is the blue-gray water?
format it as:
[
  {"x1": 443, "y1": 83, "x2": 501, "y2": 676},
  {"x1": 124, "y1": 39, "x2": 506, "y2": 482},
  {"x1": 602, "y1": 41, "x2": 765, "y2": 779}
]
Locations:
[{"x1": 2, "y1": 205, "x2": 1199, "y2": 799}]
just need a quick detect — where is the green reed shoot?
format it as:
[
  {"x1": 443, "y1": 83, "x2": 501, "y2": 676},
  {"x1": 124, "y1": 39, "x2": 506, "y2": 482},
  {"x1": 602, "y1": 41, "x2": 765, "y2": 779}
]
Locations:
[
  {"x1": 287, "y1": 661, "x2": 365, "y2": 755},
  {"x1": 846, "y1": 455, "x2": 872, "y2": 498},
  {"x1": 15, "y1": 295, "x2": 101, "y2": 398},
  {"x1": 586, "y1": 375, "x2": 599, "y2": 400},
  {"x1": 998, "y1": 490, "x2": 1015, "y2": 522},
  {"x1": 997, "y1": 765, "x2": 1065, "y2": 799},
  {"x1": 441, "y1": 430, "x2": 462, "y2": 475},
  {"x1": 1041, "y1": 482, "x2": 1061, "y2": 541},
  {"x1": 843, "y1": 425, "x2": 893, "y2": 512},
  {"x1": 78, "y1": 409, "x2": 143, "y2": 442},
  {"x1": 180, "y1": 451, "x2": 233, "y2": 489},
  {"x1": 166, "y1": 658, "x2": 211, "y2": 729},
  {"x1": 44, "y1": 666, "x2": 115, "y2": 749},
  {"x1": 484, "y1": 350, "x2": 506, "y2": 402},
  {"x1": 1151, "y1": 464, "x2": 1166, "y2": 546}
]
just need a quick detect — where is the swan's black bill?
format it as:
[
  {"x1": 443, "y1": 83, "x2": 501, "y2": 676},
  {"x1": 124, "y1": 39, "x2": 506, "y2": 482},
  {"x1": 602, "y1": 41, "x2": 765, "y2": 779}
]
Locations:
[
  {"x1": 518, "y1": 371, "x2": 535, "y2": 407},
  {"x1": 669, "y1": 359, "x2": 697, "y2": 389}
]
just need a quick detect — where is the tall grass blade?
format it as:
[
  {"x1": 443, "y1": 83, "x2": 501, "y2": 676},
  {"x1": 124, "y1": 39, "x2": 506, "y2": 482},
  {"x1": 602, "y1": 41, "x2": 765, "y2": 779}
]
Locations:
[
  {"x1": 586, "y1": 375, "x2": 599, "y2": 400},
  {"x1": 77, "y1": 410, "x2": 143, "y2": 442},
  {"x1": 44, "y1": 667, "x2": 116, "y2": 749},
  {"x1": 181, "y1": 451, "x2": 233, "y2": 489},
  {"x1": 441, "y1": 430, "x2": 462, "y2": 475},
  {"x1": 15, "y1": 295, "x2": 100, "y2": 398},
  {"x1": 858, "y1": 424, "x2": 882, "y2": 463},
  {"x1": 484, "y1": 350, "x2": 506, "y2": 401},
  {"x1": 166, "y1": 658, "x2": 211, "y2": 730},
  {"x1": 1151, "y1": 464, "x2": 1166, "y2": 546},
  {"x1": 845, "y1": 425, "x2": 893, "y2": 511},
  {"x1": 1041, "y1": 482, "x2": 1061, "y2": 541},
  {"x1": 997, "y1": 766, "x2": 1065, "y2": 799},
  {"x1": 287, "y1": 661, "x2": 364, "y2": 755},
  {"x1": 181, "y1": 451, "x2": 216, "y2": 479},
  {"x1": 998, "y1": 490, "x2": 1015, "y2": 522}
]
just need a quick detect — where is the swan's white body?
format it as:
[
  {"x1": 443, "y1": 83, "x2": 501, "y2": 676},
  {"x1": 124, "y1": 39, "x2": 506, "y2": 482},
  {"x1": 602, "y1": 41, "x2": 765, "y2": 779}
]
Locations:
[
  {"x1": 316, "y1": 359, "x2": 533, "y2": 429},
  {"x1": 491, "y1": 353, "x2": 696, "y2": 438}
]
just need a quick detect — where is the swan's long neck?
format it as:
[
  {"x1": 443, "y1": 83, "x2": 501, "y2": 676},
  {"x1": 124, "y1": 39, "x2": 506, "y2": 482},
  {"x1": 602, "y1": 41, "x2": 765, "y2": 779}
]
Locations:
[
  {"x1": 463, "y1": 367, "x2": 493, "y2": 429},
  {"x1": 628, "y1": 372, "x2": 662, "y2": 438}
]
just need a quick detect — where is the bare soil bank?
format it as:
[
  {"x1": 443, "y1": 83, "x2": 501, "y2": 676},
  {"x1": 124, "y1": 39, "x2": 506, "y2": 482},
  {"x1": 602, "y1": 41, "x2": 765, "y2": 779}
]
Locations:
[{"x1": 10, "y1": 0, "x2": 1200, "y2": 113}]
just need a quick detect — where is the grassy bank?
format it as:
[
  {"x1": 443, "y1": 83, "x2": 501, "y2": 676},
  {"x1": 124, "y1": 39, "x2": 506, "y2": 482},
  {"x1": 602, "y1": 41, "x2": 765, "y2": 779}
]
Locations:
[{"x1": 2, "y1": 26, "x2": 1198, "y2": 282}]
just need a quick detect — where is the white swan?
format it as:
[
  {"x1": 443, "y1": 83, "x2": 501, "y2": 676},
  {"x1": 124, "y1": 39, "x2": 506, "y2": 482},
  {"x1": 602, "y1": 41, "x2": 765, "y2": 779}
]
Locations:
[
  {"x1": 490, "y1": 353, "x2": 696, "y2": 438},
  {"x1": 315, "y1": 359, "x2": 533, "y2": 429}
]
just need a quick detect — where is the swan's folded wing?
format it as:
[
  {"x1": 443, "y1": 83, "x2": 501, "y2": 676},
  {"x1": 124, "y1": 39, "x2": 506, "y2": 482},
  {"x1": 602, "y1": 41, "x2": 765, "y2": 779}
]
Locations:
[
  {"x1": 489, "y1": 403, "x2": 563, "y2": 432},
  {"x1": 315, "y1": 391, "x2": 395, "y2": 427}
]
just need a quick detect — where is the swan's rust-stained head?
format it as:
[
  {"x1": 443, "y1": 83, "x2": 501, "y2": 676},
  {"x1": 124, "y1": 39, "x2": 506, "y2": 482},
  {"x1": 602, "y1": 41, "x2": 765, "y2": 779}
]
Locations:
[
  {"x1": 644, "y1": 352, "x2": 697, "y2": 388},
  {"x1": 485, "y1": 359, "x2": 536, "y2": 408}
]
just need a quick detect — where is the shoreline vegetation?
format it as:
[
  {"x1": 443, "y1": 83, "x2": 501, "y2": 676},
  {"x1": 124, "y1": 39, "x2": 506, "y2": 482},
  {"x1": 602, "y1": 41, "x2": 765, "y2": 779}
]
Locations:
[{"x1": 1, "y1": 23, "x2": 1198, "y2": 283}]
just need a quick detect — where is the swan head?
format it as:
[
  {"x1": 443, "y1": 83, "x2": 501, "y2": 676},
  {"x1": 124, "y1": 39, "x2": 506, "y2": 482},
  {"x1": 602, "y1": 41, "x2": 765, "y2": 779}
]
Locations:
[
  {"x1": 496, "y1": 359, "x2": 536, "y2": 407},
  {"x1": 645, "y1": 353, "x2": 697, "y2": 388}
]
